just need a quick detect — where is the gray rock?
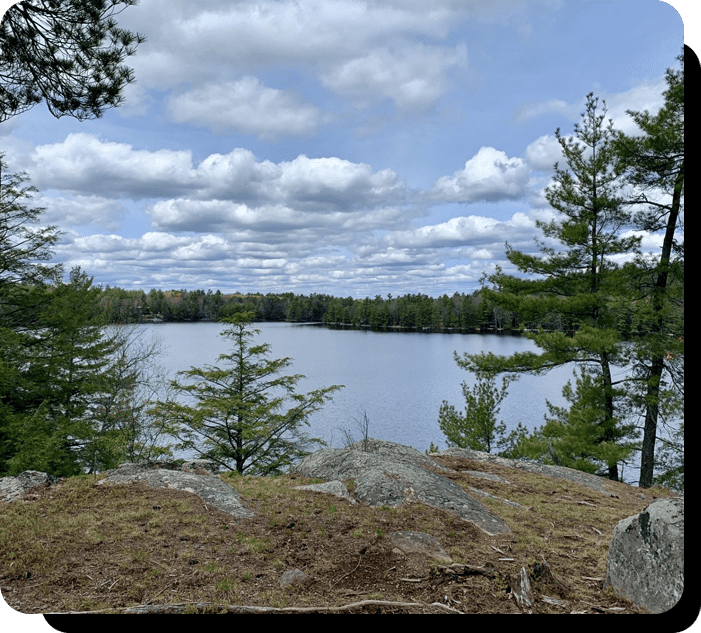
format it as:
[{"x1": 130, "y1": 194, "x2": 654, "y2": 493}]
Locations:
[
  {"x1": 387, "y1": 531, "x2": 451, "y2": 563},
  {"x1": 292, "y1": 439, "x2": 510, "y2": 535},
  {"x1": 604, "y1": 497, "x2": 684, "y2": 613},
  {"x1": 97, "y1": 462, "x2": 254, "y2": 519},
  {"x1": 349, "y1": 438, "x2": 454, "y2": 473},
  {"x1": 180, "y1": 459, "x2": 220, "y2": 474},
  {"x1": 294, "y1": 480, "x2": 357, "y2": 504},
  {"x1": 0, "y1": 470, "x2": 61, "y2": 502},
  {"x1": 437, "y1": 447, "x2": 615, "y2": 495},
  {"x1": 280, "y1": 568, "x2": 312, "y2": 588}
]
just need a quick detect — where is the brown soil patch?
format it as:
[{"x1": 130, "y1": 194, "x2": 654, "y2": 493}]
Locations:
[{"x1": 0, "y1": 455, "x2": 674, "y2": 614}]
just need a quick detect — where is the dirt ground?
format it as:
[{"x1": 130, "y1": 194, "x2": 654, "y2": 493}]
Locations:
[{"x1": 0, "y1": 454, "x2": 675, "y2": 614}]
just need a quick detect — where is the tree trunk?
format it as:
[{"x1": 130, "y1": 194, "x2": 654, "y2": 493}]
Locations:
[
  {"x1": 638, "y1": 165, "x2": 682, "y2": 488},
  {"x1": 600, "y1": 353, "x2": 619, "y2": 482}
]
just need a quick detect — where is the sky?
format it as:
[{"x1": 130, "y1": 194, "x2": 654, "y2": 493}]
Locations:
[{"x1": 0, "y1": 0, "x2": 689, "y2": 299}]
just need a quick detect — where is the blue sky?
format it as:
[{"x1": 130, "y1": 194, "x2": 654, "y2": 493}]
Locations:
[{"x1": 0, "y1": 0, "x2": 688, "y2": 298}]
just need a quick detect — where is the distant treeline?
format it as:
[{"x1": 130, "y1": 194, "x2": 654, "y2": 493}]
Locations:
[{"x1": 96, "y1": 286, "x2": 572, "y2": 332}]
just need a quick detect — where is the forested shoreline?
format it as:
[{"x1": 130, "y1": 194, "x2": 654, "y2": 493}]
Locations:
[
  {"x1": 92, "y1": 285, "x2": 584, "y2": 333},
  {"x1": 97, "y1": 286, "x2": 504, "y2": 330},
  {"x1": 96, "y1": 280, "x2": 683, "y2": 338}
]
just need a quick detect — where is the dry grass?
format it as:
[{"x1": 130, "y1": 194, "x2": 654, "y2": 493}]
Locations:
[{"x1": 0, "y1": 457, "x2": 675, "y2": 614}]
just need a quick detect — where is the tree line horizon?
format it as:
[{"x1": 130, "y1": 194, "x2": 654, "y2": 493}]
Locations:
[{"x1": 94, "y1": 282, "x2": 681, "y2": 337}]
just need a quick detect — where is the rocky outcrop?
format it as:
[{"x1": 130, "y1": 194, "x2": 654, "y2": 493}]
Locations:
[
  {"x1": 437, "y1": 446, "x2": 616, "y2": 495},
  {"x1": 97, "y1": 460, "x2": 254, "y2": 519},
  {"x1": 0, "y1": 470, "x2": 61, "y2": 502},
  {"x1": 604, "y1": 497, "x2": 684, "y2": 613},
  {"x1": 291, "y1": 439, "x2": 510, "y2": 535},
  {"x1": 293, "y1": 479, "x2": 357, "y2": 504}
]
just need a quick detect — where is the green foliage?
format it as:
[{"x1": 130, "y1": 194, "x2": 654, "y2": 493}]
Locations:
[
  {"x1": 0, "y1": 0, "x2": 146, "y2": 121},
  {"x1": 534, "y1": 369, "x2": 638, "y2": 474},
  {"x1": 454, "y1": 94, "x2": 641, "y2": 481},
  {"x1": 152, "y1": 312, "x2": 343, "y2": 475},
  {"x1": 1, "y1": 158, "x2": 170, "y2": 476},
  {"x1": 611, "y1": 53, "x2": 684, "y2": 488},
  {"x1": 438, "y1": 372, "x2": 515, "y2": 454}
]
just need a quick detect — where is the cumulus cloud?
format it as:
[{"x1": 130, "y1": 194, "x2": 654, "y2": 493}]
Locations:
[
  {"x1": 601, "y1": 76, "x2": 667, "y2": 134},
  {"x1": 428, "y1": 147, "x2": 531, "y2": 203},
  {"x1": 22, "y1": 135, "x2": 408, "y2": 214},
  {"x1": 524, "y1": 134, "x2": 564, "y2": 172},
  {"x1": 377, "y1": 211, "x2": 539, "y2": 251},
  {"x1": 32, "y1": 193, "x2": 129, "y2": 232},
  {"x1": 122, "y1": 0, "x2": 461, "y2": 84},
  {"x1": 29, "y1": 133, "x2": 196, "y2": 198},
  {"x1": 321, "y1": 43, "x2": 467, "y2": 111},
  {"x1": 166, "y1": 77, "x2": 327, "y2": 138}
]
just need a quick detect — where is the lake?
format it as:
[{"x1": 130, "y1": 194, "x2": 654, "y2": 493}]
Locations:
[
  {"x1": 139, "y1": 321, "x2": 577, "y2": 454},
  {"x1": 125, "y1": 321, "x2": 678, "y2": 487}
]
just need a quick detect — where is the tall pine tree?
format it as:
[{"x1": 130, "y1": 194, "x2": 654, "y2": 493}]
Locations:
[
  {"x1": 459, "y1": 94, "x2": 640, "y2": 480},
  {"x1": 613, "y1": 54, "x2": 684, "y2": 487}
]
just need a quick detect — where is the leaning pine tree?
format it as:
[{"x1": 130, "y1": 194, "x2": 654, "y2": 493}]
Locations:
[
  {"x1": 458, "y1": 94, "x2": 640, "y2": 481},
  {"x1": 152, "y1": 312, "x2": 343, "y2": 475}
]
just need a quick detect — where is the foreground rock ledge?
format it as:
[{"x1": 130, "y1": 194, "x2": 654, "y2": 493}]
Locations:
[
  {"x1": 96, "y1": 460, "x2": 254, "y2": 519},
  {"x1": 291, "y1": 439, "x2": 511, "y2": 535}
]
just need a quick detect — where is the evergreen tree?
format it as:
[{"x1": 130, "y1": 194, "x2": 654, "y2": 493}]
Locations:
[
  {"x1": 0, "y1": 155, "x2": 61, "y2": 295},
  {"x1": 613, "y1": 54, "x2": 684, "y2": 487},
  {"x1": 0, "y1": 156, "x2": 63, "y2": 473},
  {"x1": 458, "y1": 94, "x2": 640, "y2": 481},
  {"x1": 438, "y1": 372, "x2": 516, "y2": 454},
  {"x1": 152, "y1": 312, "x2": 343, "y2": 475},
  {"x1": 1, "y1": 0, "x2": 145, "y2": 121},
  {"x1": 536, "y1": 368, "x2": 636, "y2": 475},
  {"x1": 2, "y1": 268, "x2": 114, "y2": 475}
]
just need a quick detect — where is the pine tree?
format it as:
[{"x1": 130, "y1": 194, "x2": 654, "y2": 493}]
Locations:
[
  {"x1": 1, "y1": 0, "x2": 145, "y2": 121},
  {"x1": 4, "y1": 268, "x2": 117, "y2": 475},
  {"x1": 152, "y1": 312, "x2": 343, "y2": 475},
  {"x1": 613, "y1": 54, "x2": 684, "y2": 487},
  {"x1": 458, "y1": 94, "x2": 640, "y2": 480},
  {"x1": 0, "y1": 155, "x2": 64, "y2": 474},
  {"x1": 438, "y1": 372, "x2": 514, "y2": 454}
]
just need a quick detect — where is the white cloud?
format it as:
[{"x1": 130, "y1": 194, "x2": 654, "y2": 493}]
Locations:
[
  {"x1": 429, "y1": 147, "x2": 531, "y2": 203},
  {"x1": 514, "y1": 98, "x2": 575, "y2": 122},
  {"x1": 29, "y1": 133, "x2": 196, "y2": 198},
  {"x1": 602, "y1": 76, "x2": 667, "y2": 134},
  {"x1": 32, "y1": 193, "x2": 129, "y2": 232},
  {"x1": 321, "y1": 43, "x2": 467, "y2": 111},
  {"x1": 22, "y1": 135, "x2": 408, "y2": 214},
  {"x1": 524, "y1": 134, "x2": 564, "y2": 172},
  {"x1": 166, "y1": 77, "x2": 327, "y2": 138}
]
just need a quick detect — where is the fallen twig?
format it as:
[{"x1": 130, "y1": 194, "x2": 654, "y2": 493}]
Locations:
[
  {"x1": 48, "y1": 599, "x2": 460, "y2": 614},
  {"x1": 330, "y1": 553, "x2": 362, "y2": 589},
  {"x1": 435, "y1": 563, "x2": 496, "y2": 578}
]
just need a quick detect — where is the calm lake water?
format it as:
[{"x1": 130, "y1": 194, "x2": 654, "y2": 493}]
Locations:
[{"x1": 140, "y1": 321, "x2": 577, "y2": 454}]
